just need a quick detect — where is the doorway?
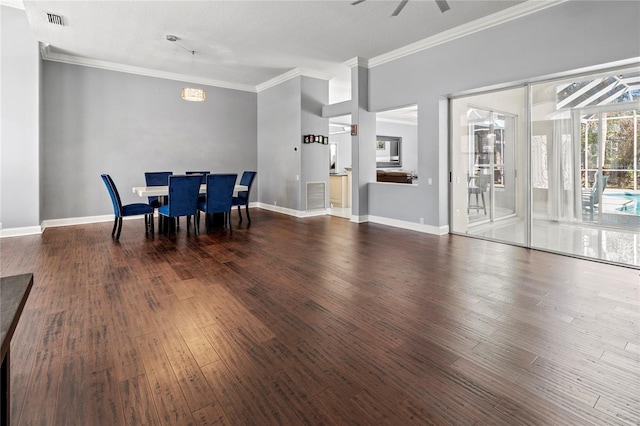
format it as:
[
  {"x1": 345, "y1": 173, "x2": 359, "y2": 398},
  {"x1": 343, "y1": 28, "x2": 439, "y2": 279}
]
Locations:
[{"x1": 329, "y1": 114, "x2": 352, "y2": 218}]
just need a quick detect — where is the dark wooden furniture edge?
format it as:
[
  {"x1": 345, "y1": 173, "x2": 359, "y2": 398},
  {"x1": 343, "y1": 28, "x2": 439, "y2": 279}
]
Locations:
[{"x1": 1, "y1": 273, "x2": 34, "y2": 426}]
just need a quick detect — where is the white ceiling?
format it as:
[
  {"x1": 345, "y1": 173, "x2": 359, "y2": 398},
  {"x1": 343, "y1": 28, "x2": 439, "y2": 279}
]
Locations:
[{"x1": 17, "y1": 0, "x2": 527, "y2": 97}]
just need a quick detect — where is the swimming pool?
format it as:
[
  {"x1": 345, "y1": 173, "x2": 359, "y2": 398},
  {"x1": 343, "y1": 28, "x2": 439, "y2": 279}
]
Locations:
[{"x1": 606, "y1": 192, "x2": 640, "y2": 216}]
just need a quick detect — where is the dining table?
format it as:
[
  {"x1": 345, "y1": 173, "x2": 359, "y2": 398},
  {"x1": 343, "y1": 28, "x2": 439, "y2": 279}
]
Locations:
[
  {"x1": 132, "y1": 184, "x2": 249, "y2": 232},
  {"x1": 132, "y1": 184, "x2": 247, "y2": 198}
]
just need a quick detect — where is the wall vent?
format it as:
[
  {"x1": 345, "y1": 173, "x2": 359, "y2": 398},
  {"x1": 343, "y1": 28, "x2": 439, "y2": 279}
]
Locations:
[
  {"x1": 46, "y1": 13, "x2": 64, "y2": 26},
  {"x1": 306, "y1": 182, "x2": 326, "y2": 211}
]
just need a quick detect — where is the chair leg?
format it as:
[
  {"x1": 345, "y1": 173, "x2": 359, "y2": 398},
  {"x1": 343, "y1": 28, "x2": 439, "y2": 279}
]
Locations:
[
  {"x1": 245, "y1": 204, "x2": 251, "y2": 224},
  {"x1": 168, "y1": 217, "x2": 175, "y2": 238},
  {"x1": 481, "y1": 192, "x2": 486, "y2": 215},
  {"x1": 111, "y1": 217, "x2": 118, "y2": 237},
  {"x1": 115, "y1": 217, "x2": 123, "y2": 240},
  {"x1": 237, "y1": 205, "x2": 242, "y2": 222},
  {"x1": 228, "y1": 210, "x2": 233, "y2": 232},
  {"x1": 150, "y1": 214, "x2": 154, "y2": 236}
]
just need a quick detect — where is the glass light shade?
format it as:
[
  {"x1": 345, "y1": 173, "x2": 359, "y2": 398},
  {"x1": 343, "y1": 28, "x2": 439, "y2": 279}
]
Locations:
[{"x1": 181, "y1": 87, "x2": 206, "y2": 102}]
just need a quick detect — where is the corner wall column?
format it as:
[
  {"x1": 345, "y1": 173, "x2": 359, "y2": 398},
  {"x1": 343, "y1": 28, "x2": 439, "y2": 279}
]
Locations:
[{"x1": 350, "y1": 60, "x2": 376, "y2": 221}]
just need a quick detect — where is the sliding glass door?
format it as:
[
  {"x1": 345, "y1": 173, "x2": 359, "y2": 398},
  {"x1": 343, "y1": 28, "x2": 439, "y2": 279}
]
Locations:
[
  {"x1": 450, "y1": 87, "x2": 526, "y2": 245},
  {"x1": 450, "y1": 66, "x2": 640, "y2": 268}
]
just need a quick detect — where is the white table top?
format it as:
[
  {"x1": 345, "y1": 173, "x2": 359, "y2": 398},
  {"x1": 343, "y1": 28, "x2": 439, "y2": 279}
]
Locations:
[{"x1": 133, "y1": 184, "x2": 247, "y2": 197}]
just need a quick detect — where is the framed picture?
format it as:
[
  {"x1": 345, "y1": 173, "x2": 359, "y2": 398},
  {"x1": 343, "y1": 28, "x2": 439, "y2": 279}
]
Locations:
[{"x1": 377, "y1": 140, "x2": 385, "y2": 150}]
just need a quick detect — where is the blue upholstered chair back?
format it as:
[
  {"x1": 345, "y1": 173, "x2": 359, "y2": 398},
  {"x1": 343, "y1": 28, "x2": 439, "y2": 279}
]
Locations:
[
  {"x1": 145, "y1": 171, "x2": 173, "y2": 206},
  {"x1": 203, "y1": 174, "x2": 237, "y2": 213},
  {"x1": 145, "y1": 171, "x2": 173, "y2": 186},
  {"x1": 167, "y1": 175, "x2": 202, "y2": 217},
  {"x1": 186, "y1": 171, "x2": 210, "y2": 185},
  {"x1": 101, "y1": 174, "x2": 123, "y2": 217},
  {"x1": 236, "y1": 171, "x2": 257, "y2": 203}
]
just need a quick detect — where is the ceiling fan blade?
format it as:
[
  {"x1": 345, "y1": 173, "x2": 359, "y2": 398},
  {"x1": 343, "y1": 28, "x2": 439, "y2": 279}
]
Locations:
[
  {"x1": 392, "y1": 0, "x2": 409, "y2": 16},
  {"x1": 351, "y1": 0, "x2": 367, "y2": 5},
  {"x1": 435, "y1": 0, "x2": 450, "y2": 13}
]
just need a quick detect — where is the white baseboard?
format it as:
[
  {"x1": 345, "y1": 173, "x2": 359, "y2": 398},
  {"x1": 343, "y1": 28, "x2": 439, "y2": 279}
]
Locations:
[
  {"x1": 350, "y1": 215, "x2": 369, "y2": 223},
  {"x1": 368, "y1": 215, "x2": 449, "y2": 235},
  {"x1": 1, "y1": 205, "x2": 449, "y2": 238},
  {"x1": 41, "y1": 214, "x2": 115, "y2": 229},
  {"x1": 0, "y1": 225, "x2": 42, "y2": 238},
  {"x1": 255, "y1": 202, "x2": 330, "y2": 218}
]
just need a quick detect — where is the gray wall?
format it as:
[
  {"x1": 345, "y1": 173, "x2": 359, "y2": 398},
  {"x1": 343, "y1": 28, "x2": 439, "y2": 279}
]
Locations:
[
  {"x1": 300, "y1": 76, "x2": 329, "y2": 209},
  {"x1": 42, "y1": 61, "x2": 257, "y2": 220},
  {"x1": 257, "y1": 78, "x2": 301, "y2": 210},
  {"x1": 367, "y1": 0, "x2": 640, "y2": 228},
  {"x1": 0, "y1": 5, "x2": 41, "y2": 229}
]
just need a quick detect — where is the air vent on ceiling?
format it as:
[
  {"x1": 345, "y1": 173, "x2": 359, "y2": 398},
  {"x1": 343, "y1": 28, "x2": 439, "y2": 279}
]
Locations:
[{"x1": 46, "y1": 13, "x2": 64, "y2": 26}]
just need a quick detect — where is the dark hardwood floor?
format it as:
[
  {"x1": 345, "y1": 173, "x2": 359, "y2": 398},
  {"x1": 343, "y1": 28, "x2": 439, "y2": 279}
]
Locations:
[{"x1": 1, "y1": 209, "x2": 638, "y2": 425}]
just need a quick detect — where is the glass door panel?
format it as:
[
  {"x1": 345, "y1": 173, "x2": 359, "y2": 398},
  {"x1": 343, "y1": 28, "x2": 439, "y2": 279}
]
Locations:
[
  {"x1": 581, "y1": 109, "x2": 640, "y2": 223},
  {"x1": 467, "y1": 109, "x2": 517, "y2": 224},
  {"x1": 450, "y1": 87, "x2": 526, "y2": 245}
]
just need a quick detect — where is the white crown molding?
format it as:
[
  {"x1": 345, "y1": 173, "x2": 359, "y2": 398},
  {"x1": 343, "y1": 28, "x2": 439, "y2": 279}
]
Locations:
[
  {"x1": 368, "y1": 0, "x2": 569, "y2": 68},
  {"x1": 344, "y1": 57, "x2": 370, "y2": 69},
  {"x1": 41, "y1": 43, "x2": 334, "y2": 94},
  {"x1": 255, "y1": 67, "x2": 333, "y2": 93},
  {"x1": 35, "y1": 1, "x2": 567, "y2": 95},
  {"x1": 40, "y1": 44, "x2": 257, "y2": 93},
  {"x1": 0, "y1": 0, "x2": 24, "y2": 10}
]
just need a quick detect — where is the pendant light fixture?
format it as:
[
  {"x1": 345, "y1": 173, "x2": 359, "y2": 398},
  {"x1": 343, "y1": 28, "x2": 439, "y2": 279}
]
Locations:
[{"x1": 166, "y1": 35, "x2": 206, "y2": 102}]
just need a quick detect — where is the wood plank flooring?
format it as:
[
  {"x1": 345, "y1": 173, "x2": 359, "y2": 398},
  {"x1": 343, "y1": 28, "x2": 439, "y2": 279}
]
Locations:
[{"x1": 1, "y1": 209, "x2": 638, "y2": 425}]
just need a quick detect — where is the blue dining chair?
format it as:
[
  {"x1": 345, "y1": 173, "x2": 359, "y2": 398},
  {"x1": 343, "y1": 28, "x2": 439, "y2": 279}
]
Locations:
[
  {"x1": 144, "y1": 171, "x2": 172, "y2": 208},
  {"x1": 145, "y1": 171, "x2": 173, "y2": 230},
  {"x1": 186, "y1": 171, "x2": 210, "y2": 204},
  {"x1": 186, "y1": 171, "x2": 210, "y2": 184},
  {"x1": 158, "y1": 174, "x2": 202, "y2": 238},
  {"x1": 232, "y1": 171, "x2": 257, "y2": 224},
  {"x1": 197, "y1": 173, "x2": 238, "y2": 233},
  {"x1": 101, "y1": 174, "x2": 154, "y2": 240}
]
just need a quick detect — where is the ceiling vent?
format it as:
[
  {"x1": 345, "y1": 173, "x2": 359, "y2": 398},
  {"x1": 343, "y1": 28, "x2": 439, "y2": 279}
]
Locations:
[{"x1": 46, "y1": 13, "x2": 64, "y2": 26}]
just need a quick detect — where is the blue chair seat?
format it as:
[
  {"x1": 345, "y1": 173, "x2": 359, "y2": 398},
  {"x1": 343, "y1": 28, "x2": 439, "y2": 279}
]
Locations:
[
  {"x1": 122, "y1": 203, "x2": 157, "y2": 216},
  {"x1": 101, "y1": 174, "x2": 154, "y2": 240}
]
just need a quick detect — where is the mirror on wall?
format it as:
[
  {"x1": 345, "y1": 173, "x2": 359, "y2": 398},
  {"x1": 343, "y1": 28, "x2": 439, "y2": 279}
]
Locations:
[
  {"x1": 375, "y1": 105, "x2": 418, "y2": 179},
  {"x1": 375, "y1": 136, "x2": 402, "y2": 168}
]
